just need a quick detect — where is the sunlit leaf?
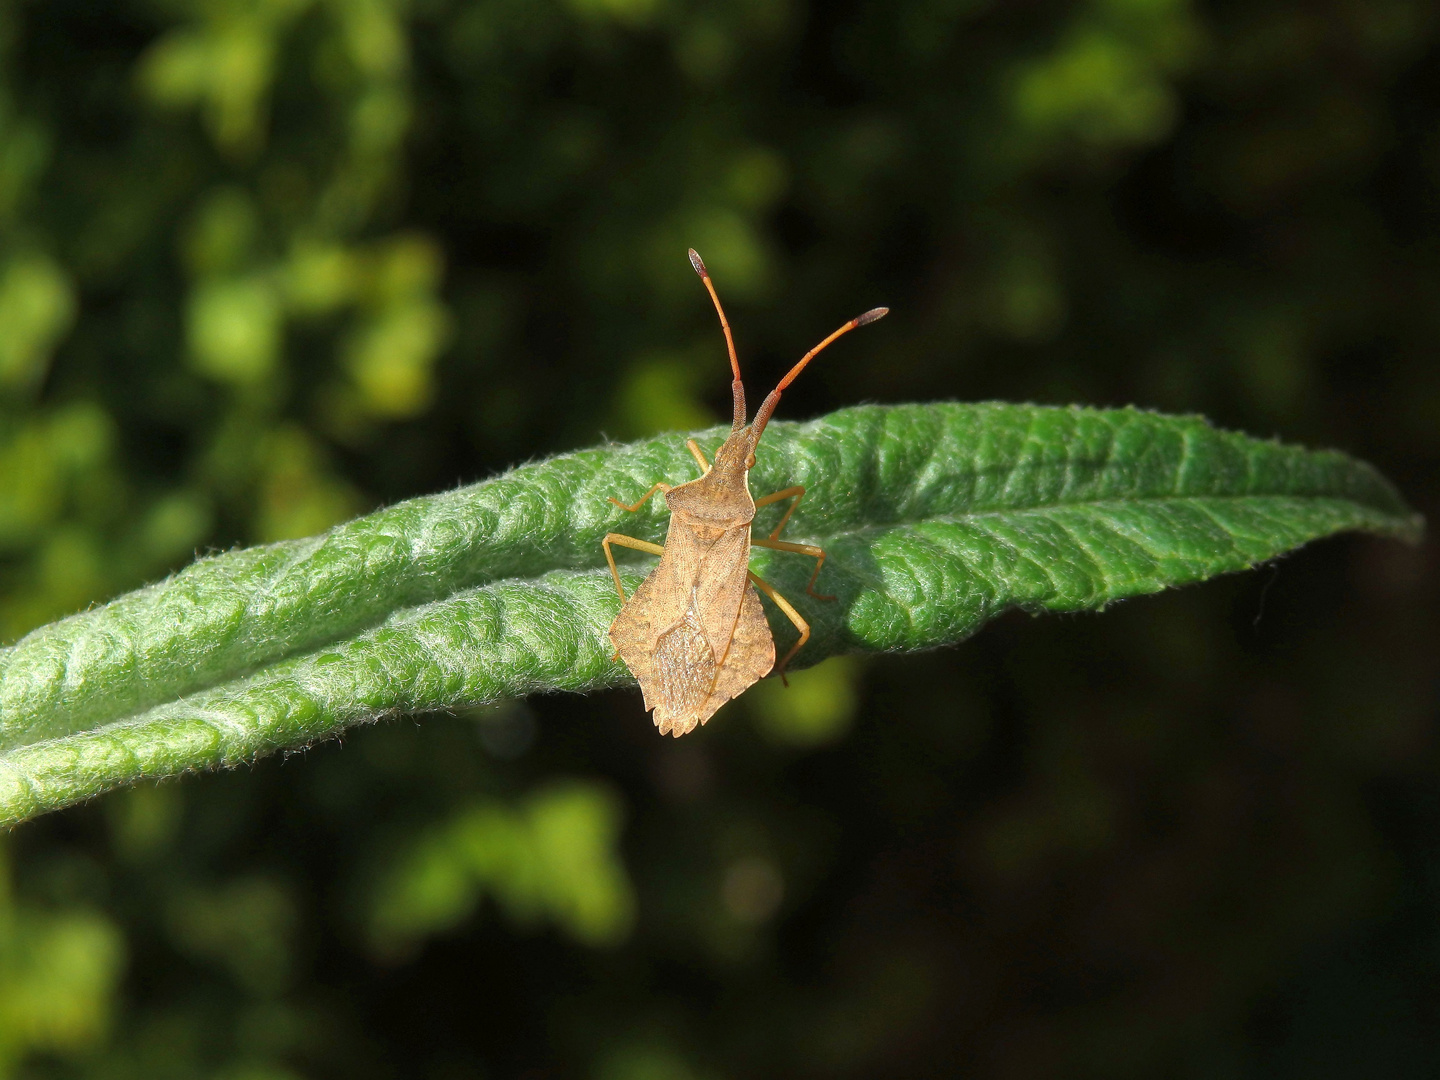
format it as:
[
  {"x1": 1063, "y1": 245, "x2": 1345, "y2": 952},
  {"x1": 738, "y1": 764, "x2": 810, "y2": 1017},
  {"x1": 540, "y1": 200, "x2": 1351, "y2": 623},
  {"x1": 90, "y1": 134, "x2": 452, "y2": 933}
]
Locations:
[{"x1": 0, "y1": 402, "x2": 1419, "y2": 825}]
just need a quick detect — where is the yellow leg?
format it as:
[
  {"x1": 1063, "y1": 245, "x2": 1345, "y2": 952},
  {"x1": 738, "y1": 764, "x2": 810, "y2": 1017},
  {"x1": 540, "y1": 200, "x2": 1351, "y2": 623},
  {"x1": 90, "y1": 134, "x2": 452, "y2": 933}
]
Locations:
[
  {"x1": 685, "y1": 439, "x2": 710, "y2": 472},
  {"x1": 602, "y1": 533, "x2": 665, "y2": 605},
  {"x1": 748, "y1": 571, "x2": 809, "y2": 685},
  {"x1": 752, "y1": 535, "x2": 833, "y2": 601},
  {"x1": 608, "y1": 483, "x2": 670, "y2": 514},
  {"x1": 754, "y1": 484, "x2": 806, "y2": 540}
]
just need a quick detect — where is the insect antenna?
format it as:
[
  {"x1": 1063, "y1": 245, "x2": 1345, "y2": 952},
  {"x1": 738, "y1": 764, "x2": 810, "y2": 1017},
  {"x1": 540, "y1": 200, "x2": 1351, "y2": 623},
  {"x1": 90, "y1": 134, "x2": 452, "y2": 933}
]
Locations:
[
  {"x1": 748, "y1": 305, "x2": 888, "y2": 449},
  {"x1": 688, "y1": 248, "x2": 748, "y2": 431}
]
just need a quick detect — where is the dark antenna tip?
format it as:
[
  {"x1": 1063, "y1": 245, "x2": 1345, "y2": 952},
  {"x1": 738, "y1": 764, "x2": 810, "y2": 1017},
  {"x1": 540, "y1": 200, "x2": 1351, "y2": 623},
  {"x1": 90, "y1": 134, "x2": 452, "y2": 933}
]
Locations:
[
  {"x1": 855, "y1": 306, "x2": 889, "y2": 327},
  {"x1": 688, "y1": 249, "x2": 708, "y2": 278}
]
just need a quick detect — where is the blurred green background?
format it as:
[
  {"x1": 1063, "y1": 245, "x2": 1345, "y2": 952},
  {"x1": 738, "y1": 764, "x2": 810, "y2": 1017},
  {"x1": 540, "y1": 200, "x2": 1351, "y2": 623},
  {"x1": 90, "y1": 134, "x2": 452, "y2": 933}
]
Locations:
[{"x1": 1, "y1": 0, "x2": 1437, "y2": 1076}]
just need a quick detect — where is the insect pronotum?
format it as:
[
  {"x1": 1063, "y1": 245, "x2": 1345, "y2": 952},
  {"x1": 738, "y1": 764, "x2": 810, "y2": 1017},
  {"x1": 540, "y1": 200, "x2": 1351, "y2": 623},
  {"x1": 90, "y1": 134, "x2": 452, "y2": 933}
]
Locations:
[{"x1": 603, "y1": 249, "x2": 887, "y2": 737}]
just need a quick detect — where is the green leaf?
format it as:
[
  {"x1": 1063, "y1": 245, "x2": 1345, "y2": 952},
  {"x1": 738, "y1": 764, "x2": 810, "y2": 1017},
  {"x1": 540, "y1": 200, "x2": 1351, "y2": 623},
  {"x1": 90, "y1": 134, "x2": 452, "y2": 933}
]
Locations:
[{"x1": 0, "y1": 403, "x2": 1420, "y2": 826}]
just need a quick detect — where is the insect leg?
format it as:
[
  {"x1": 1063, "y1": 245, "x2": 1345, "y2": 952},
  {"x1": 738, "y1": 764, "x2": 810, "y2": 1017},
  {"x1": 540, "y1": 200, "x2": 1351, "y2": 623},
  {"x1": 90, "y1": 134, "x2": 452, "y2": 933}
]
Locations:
[
  {"x1": 747, "y1": 571, "x2": 810, "y2": 686},
  {"x1": 685, "y1": 439, "x2": 709, "y2": 472},
  {"x1": 608, "y1": 482, "x2": 670, "y2": 513},
  {"x1": 602, "y1": 533, "x2": 665, "y2": 605},
  {"x1": 751, "y1": 536, "x2": 834, "y2": 601},
  {"x1": 753, "y1": 485, "x2": 806, "y2": 541}
]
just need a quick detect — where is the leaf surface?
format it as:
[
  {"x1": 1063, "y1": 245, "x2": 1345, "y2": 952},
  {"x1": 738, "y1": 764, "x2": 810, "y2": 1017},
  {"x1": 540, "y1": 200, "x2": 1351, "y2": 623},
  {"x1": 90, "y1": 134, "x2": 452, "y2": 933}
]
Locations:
[{"x1": 0, "y1": 403, "x2": 1420, "y2": 825}]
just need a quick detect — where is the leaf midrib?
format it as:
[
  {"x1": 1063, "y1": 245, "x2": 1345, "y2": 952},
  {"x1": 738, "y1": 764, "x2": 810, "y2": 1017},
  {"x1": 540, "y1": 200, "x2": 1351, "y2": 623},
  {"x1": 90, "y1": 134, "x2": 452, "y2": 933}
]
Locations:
[{"x1": 774, "y1": 489, "x2": 1416, "y2": 547}]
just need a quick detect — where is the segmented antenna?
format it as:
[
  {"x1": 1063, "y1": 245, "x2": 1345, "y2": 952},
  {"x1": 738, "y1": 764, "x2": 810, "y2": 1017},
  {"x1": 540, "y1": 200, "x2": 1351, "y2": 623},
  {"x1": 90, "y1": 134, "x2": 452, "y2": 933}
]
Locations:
[
  {"x1": 688, "y1": 249, "x2": 747, "y2": 430},
  {"x1": 748, "y1": 307, "x2": 889, "y2": 446}
]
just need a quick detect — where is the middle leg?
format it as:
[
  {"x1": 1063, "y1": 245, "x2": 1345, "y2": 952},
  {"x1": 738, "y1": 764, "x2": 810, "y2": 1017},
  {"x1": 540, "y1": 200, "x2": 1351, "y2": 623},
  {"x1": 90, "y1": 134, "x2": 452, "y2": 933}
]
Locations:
[
  {"x1": 602, "y1": 533, "x2": 665, "y2": 605},
  {"x1": 751, "y1": 536, "x2": 833, "y2": 601},
  {"x1": 752, "y1": 484, "x2": 832, "y2": 599}
]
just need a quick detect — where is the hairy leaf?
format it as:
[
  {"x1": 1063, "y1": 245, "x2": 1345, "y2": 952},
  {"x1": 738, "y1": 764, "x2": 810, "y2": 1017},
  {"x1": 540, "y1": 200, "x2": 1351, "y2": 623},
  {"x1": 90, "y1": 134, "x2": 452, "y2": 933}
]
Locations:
[{"x1": 0, "y1": 403, "x2": 1420, "y2": 825}]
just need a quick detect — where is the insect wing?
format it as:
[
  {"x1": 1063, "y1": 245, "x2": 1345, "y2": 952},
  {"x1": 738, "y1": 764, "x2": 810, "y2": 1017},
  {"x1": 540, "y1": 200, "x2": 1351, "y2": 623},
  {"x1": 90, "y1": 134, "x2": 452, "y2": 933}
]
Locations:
[
  {"x1": 651, "y1": 601, "x2": 716, "y2": 730},
  {"x1": 609, "y1": 516, "x2": 709, "y2": 713},
  {"x1": 710, "y1": 580, "x2": 774, "y2": 707},
  {"x1": 609, "y1": 557, "x2": 681, "y2": 715},
  {"x1": 689, "y1": 525, "x2": 751, "y2": 663},
  {"x1": 609, "y1": 519, "x2": 769, "y2": 736}
]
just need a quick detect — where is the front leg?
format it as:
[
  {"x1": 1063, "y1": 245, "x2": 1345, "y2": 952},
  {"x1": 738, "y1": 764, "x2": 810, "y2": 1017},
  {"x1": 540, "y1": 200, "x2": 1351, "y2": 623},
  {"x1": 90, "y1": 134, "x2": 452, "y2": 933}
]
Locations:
[
  {"x1": 754, "y1": 485, "x2": 806, "y2": 541},
  {"x1": 609, "y1": 483, "x2": 670, "y2": 514}
]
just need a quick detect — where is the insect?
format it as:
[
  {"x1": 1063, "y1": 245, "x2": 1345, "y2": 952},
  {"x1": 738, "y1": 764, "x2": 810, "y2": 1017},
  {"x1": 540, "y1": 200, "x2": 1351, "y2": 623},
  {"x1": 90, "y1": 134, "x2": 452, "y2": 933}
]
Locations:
[{"x1": 603, "y1": 248, "x2": 887, "y2": 737}]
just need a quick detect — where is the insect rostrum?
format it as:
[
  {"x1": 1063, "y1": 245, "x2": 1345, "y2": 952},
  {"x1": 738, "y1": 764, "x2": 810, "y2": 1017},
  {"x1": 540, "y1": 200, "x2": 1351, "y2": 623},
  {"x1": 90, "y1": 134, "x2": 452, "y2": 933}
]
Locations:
[{"x1": 603, "y1": 250, "x2": 887, "y2": 737}]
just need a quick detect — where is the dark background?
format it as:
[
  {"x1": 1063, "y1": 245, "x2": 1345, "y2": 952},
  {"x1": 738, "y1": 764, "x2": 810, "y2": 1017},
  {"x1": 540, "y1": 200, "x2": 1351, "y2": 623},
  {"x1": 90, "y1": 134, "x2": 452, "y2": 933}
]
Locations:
[{"x1": 1, "y1": 0, "x2": 1437, "y2": 1076}]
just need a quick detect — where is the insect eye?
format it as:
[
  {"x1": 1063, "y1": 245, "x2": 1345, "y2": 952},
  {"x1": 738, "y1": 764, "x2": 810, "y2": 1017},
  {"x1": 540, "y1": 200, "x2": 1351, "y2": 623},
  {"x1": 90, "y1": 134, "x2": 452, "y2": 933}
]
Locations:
[{"x1": 746, "y1": 453, "x2": 756, "y2": 468}]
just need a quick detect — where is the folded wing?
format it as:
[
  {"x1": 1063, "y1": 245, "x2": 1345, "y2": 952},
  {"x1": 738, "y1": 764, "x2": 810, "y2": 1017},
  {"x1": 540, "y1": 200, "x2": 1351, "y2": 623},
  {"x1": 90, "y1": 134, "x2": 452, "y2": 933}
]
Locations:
[{"x1": 609, "y1": 521, "x2": 774, "y2": 736}]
